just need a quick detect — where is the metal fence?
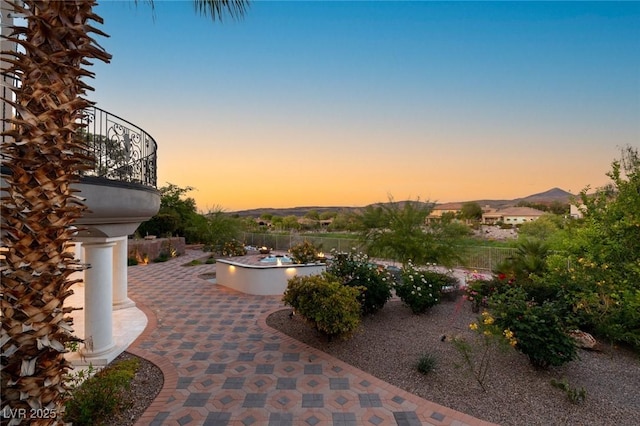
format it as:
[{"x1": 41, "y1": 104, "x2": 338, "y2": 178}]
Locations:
[
  {"x1": 241, "y1": 232, "x2": 517, "y2": 271},
  {"x1": 242, "y1": 233, "x2": 366, "y2": 254},
  {"x1": 452, "y1": 246, "x2": 517, "y2": 271}
]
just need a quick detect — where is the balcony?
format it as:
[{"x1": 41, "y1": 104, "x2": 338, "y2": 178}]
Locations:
[{"x1": 73, "y1": 106, "x2": 161, "y2": 238}]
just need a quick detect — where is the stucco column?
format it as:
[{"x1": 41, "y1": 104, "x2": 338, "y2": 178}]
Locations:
[
  {"x1": 112, "y1": 236, "x2": 135, "y2": 309},
  {"x1": 81, "y1": 240, "x2": 116, "y2": 359}
]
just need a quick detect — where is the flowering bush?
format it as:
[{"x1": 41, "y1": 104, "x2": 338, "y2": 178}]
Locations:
[
  {"x1": 452, "y1": 310, "x2": 517, "y2": 391},
  {"x1": 395, "y1": 261, "x2": 457, "y2": 314},
  {"x1": 289, "y1": 240, "x2": 321, "y2": 264},
  {"x1": 283, "y1": 273, "x2": 362, "y2": 340},
  {"x1": 464, "y1": 272, "x2": 513, "y2": 312},
  {"x1": 546, "y1": 255, "x2": 640, "y2": 350},
  {"x1": 326, "y1": 249, "x2": 392, "y2": 315},
  {"x1": 490, "y1": 287, "x2": 577, "y2": 368},
  {"x1": 220, "y1": 239, "x2": 247, "y2": 256}
]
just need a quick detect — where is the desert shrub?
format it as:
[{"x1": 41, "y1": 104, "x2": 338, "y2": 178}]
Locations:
[
  {"x1": 551, "y1": 378, "x2": 587, "y2": 404},
  {"x1": 289, "y1": 240, "x2": 321, "y2": 264},
  {"x1": 64, "y1": 358, "x2": 139, "y2": 425},
  {"x1": 415, "y1": 353, "x2": 437, "y2": 375},
  {"x1": 159, "y1": 239, "x2": 178, "y2": 259},
  {"x1": 490, "y1": 287, "x2": 577, "y2": 368},
  {"x1": 395, "y1": 261, "x2": 456, "y2": 314},
  {"x1": 283, "y1": 273, "x2": 362, "y2": 340},
  {"x1": 326, "y1": 249, "x2": 392, "y2": 315},
  {"x1": 153, "y1": 253, "x2": 170, "y2": 263}
]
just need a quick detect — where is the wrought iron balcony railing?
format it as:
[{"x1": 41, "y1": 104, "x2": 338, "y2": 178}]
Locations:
[
  {"x1": 78, "y1": 106, "x2": 158, "y2": 188},
  {"x1": 1, "y1": 72, "x2": 158, "y2": 188}
]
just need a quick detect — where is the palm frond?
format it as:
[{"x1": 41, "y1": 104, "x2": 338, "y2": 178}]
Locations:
[{"x1": 193, "y1": 0, "x2": 249, "y2": 21}]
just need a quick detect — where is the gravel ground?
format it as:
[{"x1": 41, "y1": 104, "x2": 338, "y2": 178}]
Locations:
[
  {"x1": 267, "y1": 297, "x2": 640, "y2": 426},
  {"x1": 103, "y1": 352, "x2": 164, "y2": 426}
]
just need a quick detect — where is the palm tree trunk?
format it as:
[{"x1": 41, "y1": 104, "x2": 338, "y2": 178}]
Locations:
[{"x1": 1, "y1": 1, "x2": 110, "y2": 422}]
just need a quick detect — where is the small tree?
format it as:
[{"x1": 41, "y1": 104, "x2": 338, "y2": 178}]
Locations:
[
  {"x1": 319, "y1": 211, "x2": 337, "y2": 220},
  {"x1": 328, "y1": 211, "x2": 361, "y2": 232},
  {"x1": 358, "y1": 197, "x2": 433, "y2": 265},
  {"x1": 304, "y1": 209, "x2": 320, "y2": 220},
  {"x1": 518, "y1": 213, "x2": 565, "y2": 242},
  {"x1": 137, "y1": 183, "x2": 200, "y2": 239},
  {"x1": 460, "y1": 202, "x2": 483, "y2": 221},
  {"x1": 358, "y1": 196, "x2": 466, "y2": 267},
  {"x1": 282, "y1": 215, "x2": 301, "y2": 231},
  {"x1": 195, "y1": 207, "x2": 242, "y2": 253}
]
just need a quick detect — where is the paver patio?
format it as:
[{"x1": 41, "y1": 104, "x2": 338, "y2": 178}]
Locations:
[{"x1": 123, "y1": 250, "x2": 496, "y2": 426}]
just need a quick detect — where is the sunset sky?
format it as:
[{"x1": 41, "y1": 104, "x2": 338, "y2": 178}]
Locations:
[{"x1": 89, "y1": 1, "x2": 640, "y2": 212}]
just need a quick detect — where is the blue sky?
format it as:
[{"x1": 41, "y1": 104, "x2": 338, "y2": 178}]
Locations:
[{"x1": 89, "y1": 1, "x2": 640, "y2": 211}]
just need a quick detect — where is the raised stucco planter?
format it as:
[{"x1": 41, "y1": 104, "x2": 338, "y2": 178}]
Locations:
[{"x1": 216, "y1": 256, "x2": 326, "y2": 296}]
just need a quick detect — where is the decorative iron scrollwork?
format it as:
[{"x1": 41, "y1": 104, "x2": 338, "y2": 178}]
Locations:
[{"x1": 77, "y1": 106, "x2": 157, "y2": 187}]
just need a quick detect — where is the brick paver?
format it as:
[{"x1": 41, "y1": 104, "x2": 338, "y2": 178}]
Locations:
[{"x1": 127, "y1": 250, "x2": 497, "y2": 426}]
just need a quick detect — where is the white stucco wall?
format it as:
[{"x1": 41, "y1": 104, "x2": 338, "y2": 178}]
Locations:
[{"x1": 216, "y1": 259, "x2": 326, "y2": 296}]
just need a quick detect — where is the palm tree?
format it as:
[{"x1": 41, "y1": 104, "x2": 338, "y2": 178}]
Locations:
[
  {"x1": 0, "y1": 1, "x2": 248, "y2": 422},
  {"x1": 495, "y1": 239, "x2": 549, "y2": 281}
]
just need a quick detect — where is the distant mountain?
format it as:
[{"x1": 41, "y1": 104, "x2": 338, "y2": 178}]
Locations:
[
  {"x1": 516, "y1": 187, "x2": 574, "y2": 203},
  {"x1": 230, "y1": 188, "x2": 575, "y2": 216},
  {"x1": 438, "y1": 188, "x2": 575, "y2": 210},
  {"x1": 231, "y1": 206, "x2": 351, "y2": 218}
]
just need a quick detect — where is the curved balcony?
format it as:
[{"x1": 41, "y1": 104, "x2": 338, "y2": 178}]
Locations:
[
  {"x1": 73, "y1": 106, "x2": 160, "y2": 237},
  {"x1": 78, "y1": 106, "x2": 158, "y2": 188}
]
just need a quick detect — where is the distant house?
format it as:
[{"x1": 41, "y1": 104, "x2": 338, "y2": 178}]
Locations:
[
  {"x1": 482, "y1": 206, "x2": 545, "y2": 225},
  {"x1": 297, "y1": 217, "x2": 332, "y2": 229},
  {"x1": 426, "y1": 203, "x2": 462, "y2": 223},
  {"x1": 570, "y1": 204, "x2": 586, "y2": 219}
]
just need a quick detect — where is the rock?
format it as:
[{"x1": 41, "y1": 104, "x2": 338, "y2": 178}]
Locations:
[
  {"x1": 568, "y1": 330, "x2": 597, "y2": 349},
  {"x1": 440, "y1": 334, "x2": 463, "y2": 343}
]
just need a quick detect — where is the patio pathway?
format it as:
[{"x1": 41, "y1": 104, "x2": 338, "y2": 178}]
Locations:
[{"x1": 125, "y1": 250, "x2": 497, "y2": 426}]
